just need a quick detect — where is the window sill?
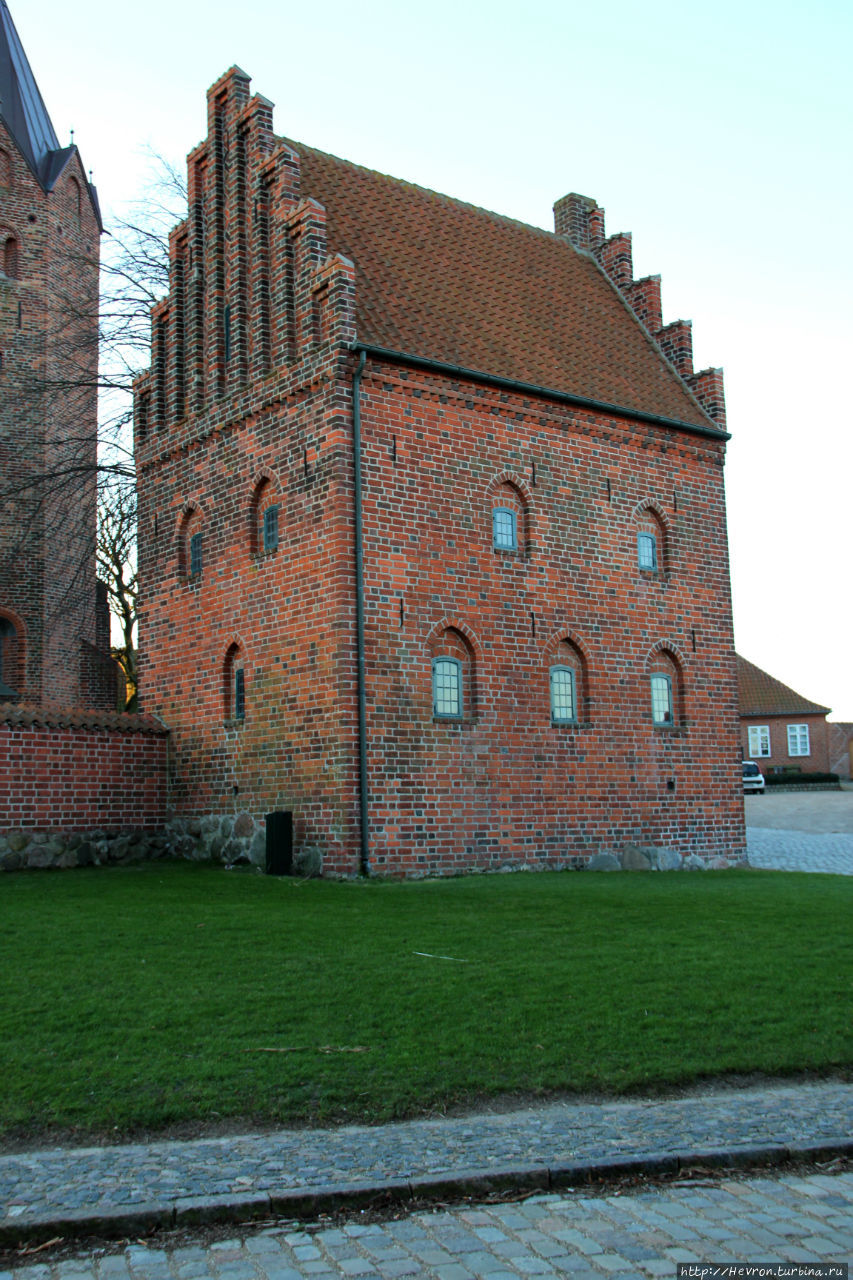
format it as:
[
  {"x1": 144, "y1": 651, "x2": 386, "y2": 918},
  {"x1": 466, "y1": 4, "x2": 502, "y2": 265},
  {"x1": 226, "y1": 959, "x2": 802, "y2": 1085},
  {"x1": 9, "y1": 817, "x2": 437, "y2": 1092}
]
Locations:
[{"x1": 224, "y1": 717, "x2": 245, "y2": 730}]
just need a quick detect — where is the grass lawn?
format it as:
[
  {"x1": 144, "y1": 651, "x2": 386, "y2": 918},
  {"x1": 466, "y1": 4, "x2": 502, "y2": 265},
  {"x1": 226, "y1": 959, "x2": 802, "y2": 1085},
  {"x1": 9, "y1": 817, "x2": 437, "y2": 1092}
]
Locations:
[{"x1": 1, "y1": 862, "x2": 851, "y2": 1142}]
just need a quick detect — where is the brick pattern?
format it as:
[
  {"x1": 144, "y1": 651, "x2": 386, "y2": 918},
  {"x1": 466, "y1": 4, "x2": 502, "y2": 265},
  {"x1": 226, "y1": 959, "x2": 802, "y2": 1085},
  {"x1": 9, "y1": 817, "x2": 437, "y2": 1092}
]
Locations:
[
  {"x1": 135, "y1": 68, "x2": 745, "y2": 876},
  {"x1": 555, "y1": 193, "x2": 726, "y2": 429},
  {"x1": 741, "y1": 713, "x2": 832, "y2": 774},
  {"x1": 0, "y1": 714, "x2": 167, "y2": 833},
  {"x1": 0, "y1": 108, "x2": 110, "y2": 708}
]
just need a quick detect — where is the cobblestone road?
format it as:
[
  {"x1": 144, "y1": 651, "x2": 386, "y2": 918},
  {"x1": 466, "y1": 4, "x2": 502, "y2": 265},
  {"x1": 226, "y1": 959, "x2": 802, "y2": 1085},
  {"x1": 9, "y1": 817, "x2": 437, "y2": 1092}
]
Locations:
[
  {"x1": 746, "y1": 828, "x2": 853, "y2": 874},
  {"x1": 2, "y1": 1085, "x2": 851, "y2": 1235},
  {"x1": 3, "y1": 1169, "x2": 850, "y2": 1279}
]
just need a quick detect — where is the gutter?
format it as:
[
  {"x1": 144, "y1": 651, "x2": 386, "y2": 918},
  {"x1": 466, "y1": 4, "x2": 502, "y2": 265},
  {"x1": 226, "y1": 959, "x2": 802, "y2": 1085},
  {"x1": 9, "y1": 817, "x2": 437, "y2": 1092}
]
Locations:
[
  {"x1": 350, "y1": 342, "x2": 730, "y2": 442},
  {"x1": 351, "y1": 349, "x2": 370, "y2": 876}
]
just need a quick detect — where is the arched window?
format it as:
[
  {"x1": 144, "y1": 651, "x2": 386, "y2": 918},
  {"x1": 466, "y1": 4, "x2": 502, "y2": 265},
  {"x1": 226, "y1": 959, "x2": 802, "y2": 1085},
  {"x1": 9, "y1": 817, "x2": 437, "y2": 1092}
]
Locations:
[
  {"x1": 634, "y1": 505, "x2": 668, "y2": 576},
  {"x1": 177, "y1": 505, "x2": 204, "y2": 582},
  {"x1": 548, "y1": 637, "x2": 588, "y2": 725},
  {"x1": 0, "y1": 614, "x2": 21, "y2": 700},
  {"x1": 648, "y1": 648, "x2": 683, "y2": 728},
  {"x1": 3, "y1": 235, "x2": 19, "y2": 279},
  {"x1": 250, "y1": 474, "x2": 280, "y2": 557},
  {"x1": 224, "y1": 642, "x2": 246, "y2": 722},
  {"x1": 68, "y1": 175, "x2": 82, "y2": 220},
  {"x1": 490, "y1": 480, "x2": 527, "y2": 554},
  {"x1": 429, "y1": 625, "x2": 477, "y2": 721}
]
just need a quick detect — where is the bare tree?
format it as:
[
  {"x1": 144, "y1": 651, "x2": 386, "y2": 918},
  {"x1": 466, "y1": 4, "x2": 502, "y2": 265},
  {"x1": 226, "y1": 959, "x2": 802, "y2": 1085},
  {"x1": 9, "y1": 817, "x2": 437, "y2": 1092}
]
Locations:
[
  {"x1": 0, "y1": 154, "x2": 184, "y2": 704},
  {"x1": 97, "y1": 476, "x2": 138, "y2": 709}
]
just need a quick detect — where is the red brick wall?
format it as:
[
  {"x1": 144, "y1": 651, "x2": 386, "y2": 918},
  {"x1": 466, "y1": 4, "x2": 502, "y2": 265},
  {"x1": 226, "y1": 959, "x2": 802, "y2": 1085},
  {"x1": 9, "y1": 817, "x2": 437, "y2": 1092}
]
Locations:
[
  {"x1": 134, "y1": 67, "x2": 745, "y2": 876},
  {"x1": 741, "y1": 714, "x2": 831, "y2": 774},
  {"x1": 0, "y1": 116, "x2": 106, "y2": 707},
  {"x1": 0, "y1": 712, "x2": 167, "y2": 833},
  {"x1": 357, "y1": 360, "x2": 744, "y2": 873}
]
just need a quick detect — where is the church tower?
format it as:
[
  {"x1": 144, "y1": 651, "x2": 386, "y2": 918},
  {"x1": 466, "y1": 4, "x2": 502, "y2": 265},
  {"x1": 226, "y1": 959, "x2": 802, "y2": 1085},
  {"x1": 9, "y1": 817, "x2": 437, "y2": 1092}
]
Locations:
[{"x1": 0, "y1": 0, "x2": 114, "y2": 707}]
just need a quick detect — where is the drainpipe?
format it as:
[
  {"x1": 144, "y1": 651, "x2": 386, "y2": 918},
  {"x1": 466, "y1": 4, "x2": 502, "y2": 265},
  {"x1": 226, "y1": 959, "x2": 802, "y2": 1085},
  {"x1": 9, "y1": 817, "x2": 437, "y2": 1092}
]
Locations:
[{"x1": 352, "y1": 348, "x2": 370, "y2": 875}]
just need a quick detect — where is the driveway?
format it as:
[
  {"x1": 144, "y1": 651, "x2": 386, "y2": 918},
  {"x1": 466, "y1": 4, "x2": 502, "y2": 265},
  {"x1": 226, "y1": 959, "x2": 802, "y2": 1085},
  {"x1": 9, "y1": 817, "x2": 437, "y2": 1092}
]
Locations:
[
  {"x1": 745, "y1": 786, "x2": 853, "y2": 874},
  {"x1": 744, "y1": 786, "x2": 853, "y2": 833}
]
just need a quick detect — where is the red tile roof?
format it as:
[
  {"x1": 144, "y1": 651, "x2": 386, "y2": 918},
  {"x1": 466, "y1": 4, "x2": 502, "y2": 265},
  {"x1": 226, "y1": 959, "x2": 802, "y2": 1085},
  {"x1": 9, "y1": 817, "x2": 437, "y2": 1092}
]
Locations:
[
  {"x1": 0, "y1": 703, "x2": 168, "y2": 733},
  {"x1": 737, "y1": 656, "x2": 830, "y2": 718},
  {"x1": 292, "y1": 143, "x2": 714, "y2": 429}
]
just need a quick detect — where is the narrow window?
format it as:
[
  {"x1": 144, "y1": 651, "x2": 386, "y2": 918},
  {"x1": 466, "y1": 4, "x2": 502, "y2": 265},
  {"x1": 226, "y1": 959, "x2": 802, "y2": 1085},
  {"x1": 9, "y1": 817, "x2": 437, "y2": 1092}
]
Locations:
[
  {"x1": 224, "y1": 303, "x2": 232, "y2": 363},
  {"x1": 748, "y1": 725, "x2": 771, "y2": 758},
  {"x1": 0, "y1": 617, "x2": 16, "y2": 698},
  {"x1": 787, "y1": 723, "x2": 810, "y2": 757},
  {"x1": 637, "y1": 530, "x2": 658, "y2": 571},
  {"x1": 189, "y1": 532, "x2": 203, "y2": 578},
  {"x1": 492, "y1": 506, "x2": 517, "y2": 551},
  {"x1": 263, "y1": 504, "x2": 279, "y2": 553},
  {"x1": 651, "y1": 673, "x2": 673, "y2": 725},
  {"x1": 3, "y1": 236, "x2": 19, "y2": 279},
  {"x1": 234, "y1": 667, "x2": 245, "y2": 720},
  {"x1": 433, "y1": 657, "x2": 462, "y2": 719},
  {"x1": 550, "y1": 666, "x2": 576, "y2": 724}
]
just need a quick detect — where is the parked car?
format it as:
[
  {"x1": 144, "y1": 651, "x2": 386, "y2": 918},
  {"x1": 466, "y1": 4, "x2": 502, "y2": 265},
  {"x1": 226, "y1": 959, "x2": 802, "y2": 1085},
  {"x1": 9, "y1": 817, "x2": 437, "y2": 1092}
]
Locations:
[{"x1": 742, "y1": 761, "x2": 765, "y2": 794}]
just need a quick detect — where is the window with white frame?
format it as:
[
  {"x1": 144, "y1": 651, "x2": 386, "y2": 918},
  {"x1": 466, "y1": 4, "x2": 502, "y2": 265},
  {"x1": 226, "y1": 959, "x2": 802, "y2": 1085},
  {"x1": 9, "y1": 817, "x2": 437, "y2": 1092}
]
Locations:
[
  {"x1": 650, "y1": 673, "x2": 673, "y2": 725},
  {"x1": 787, "y1": 723, "x2": 810, "y2": 757},
  {"x1": 550, "y1": 666, "x2": 577, "y2": 724},
  {"x1": 637, "y1": 530, "x2": 658, "y2": 571},
  {"x1": 492, "y1": 506, "x2": 517, "y2": 551},
  {"x1": 432, "y1": 657, "x2": 462, "y2": 719},
  {"x1": 748, "y1": 725, "x2": 771, "y2": 758}
]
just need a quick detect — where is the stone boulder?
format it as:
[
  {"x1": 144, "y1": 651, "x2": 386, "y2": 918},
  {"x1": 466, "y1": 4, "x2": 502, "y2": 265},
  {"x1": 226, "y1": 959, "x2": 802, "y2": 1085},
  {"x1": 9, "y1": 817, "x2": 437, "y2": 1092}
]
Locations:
[{"x1": 586, "y1": 852, "x2": 621, "y2": 871}]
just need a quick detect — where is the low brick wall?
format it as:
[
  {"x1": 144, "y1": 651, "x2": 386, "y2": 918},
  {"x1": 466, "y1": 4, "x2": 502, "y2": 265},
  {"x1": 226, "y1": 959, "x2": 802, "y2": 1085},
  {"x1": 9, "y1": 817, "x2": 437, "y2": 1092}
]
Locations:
[{"x1": 0, "y1": 705, "x2": 168, "y2": 841}]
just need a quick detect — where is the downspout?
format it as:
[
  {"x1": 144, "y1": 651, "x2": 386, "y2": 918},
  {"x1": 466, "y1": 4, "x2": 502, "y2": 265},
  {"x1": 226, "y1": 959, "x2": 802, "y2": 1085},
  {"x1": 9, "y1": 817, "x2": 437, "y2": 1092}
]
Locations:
[{"x1": 352, "y1": 349, "x2": 370, "y2": 875}]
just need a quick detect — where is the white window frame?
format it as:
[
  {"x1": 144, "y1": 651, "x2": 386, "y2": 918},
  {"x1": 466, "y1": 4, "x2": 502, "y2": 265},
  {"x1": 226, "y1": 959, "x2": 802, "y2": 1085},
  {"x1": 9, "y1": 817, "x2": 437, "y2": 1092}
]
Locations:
[
  {"x1": 549, "y1": 666, "x2": 577, "y2": 724},
  {"x1": 637, "y1": 530, "x2": 658, "y2": 571},
  {"x1": 650, "y1": 673, "x2": 674, "y2": 726},
  {"x1": 432, "y1": 657, "x2": 463, "y2": 719},
  {"x1": 787, "y1": 723, "x2": 810, "y2": 757},
  {"x1": 492, "y1": 506, "x2": 518, "y2": 551},
  {"x1": 747, "y1": 725, "x2": 771, "y2": 758}
]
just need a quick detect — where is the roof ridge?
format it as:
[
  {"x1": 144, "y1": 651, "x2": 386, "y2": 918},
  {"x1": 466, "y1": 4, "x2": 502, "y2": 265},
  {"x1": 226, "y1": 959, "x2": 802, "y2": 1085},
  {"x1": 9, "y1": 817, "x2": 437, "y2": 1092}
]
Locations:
[{"x1": 284, "y1": 137, "x2": 571, "y2": 247}]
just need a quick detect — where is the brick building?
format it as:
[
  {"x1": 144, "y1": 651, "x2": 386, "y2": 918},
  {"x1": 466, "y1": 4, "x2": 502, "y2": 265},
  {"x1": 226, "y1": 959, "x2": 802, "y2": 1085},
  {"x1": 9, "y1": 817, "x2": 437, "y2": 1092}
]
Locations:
[
  {"x1": 0, "y1": 0, "x2": 115, "y2": 708},
  {"x1": 0, "y1": 2, "x2": 168, "y2": 867},
  {"x1": 738, "y1": 655, "x2": 833, "y2": 775},
  {"x1": 135, "y1": 66, "x2": 746, "y2": 876}
]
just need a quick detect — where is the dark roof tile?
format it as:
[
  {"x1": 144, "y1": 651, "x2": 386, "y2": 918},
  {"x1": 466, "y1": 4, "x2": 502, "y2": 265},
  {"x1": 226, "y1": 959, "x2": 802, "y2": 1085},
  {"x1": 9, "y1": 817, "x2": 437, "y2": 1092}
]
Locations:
[{"x1": 292, "y1": 143, "x2": 712, "y2": 427}]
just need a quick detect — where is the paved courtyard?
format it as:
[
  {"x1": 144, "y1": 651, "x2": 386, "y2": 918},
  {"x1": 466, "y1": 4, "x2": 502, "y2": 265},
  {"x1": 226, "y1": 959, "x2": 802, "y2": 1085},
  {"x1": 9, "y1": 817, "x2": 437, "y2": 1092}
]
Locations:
[
  {"x1": 745, "y1": 788, "x2": 853, "y2": 874},
  {"x1": 3, "y1": 1168, "x2": 850, "y2": 1279}
]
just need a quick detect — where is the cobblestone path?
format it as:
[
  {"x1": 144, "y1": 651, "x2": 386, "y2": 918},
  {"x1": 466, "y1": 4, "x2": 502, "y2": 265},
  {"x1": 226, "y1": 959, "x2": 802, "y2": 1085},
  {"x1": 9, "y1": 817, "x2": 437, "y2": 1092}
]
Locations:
[
  {"x1": 3, "y1": 1169, "x2": 850, "y2": 1279},
  {"x1": 2, "y1": 1084, "x2": 851, "y2": 1233},
  {"x1": 746, "y1": 828, "x2": 853, "y2": 874}
]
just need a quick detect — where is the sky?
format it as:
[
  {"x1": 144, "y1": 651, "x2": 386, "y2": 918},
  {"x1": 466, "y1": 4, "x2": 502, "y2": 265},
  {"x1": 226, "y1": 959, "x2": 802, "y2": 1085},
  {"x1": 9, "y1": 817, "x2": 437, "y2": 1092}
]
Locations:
[{"x1": 13, "y1": 0, "x2": 853, "y2": 718}]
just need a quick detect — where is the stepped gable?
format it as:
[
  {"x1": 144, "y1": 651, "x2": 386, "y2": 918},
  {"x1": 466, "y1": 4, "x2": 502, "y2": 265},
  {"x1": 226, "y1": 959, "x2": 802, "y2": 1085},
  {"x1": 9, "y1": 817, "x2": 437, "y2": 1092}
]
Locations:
[
  {"x1": 737, "y1": 655, "x2": 831, "y2": 718},
  {"x1": 289, "y1": 142, "x2": 716, "y2": 430}
]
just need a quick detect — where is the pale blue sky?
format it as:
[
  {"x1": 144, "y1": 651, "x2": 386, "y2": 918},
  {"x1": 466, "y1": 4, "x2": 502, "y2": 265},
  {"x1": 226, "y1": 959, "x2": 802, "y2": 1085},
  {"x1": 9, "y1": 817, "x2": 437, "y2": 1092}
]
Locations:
[{"x1": 14, "y1": 0, "x2": 853, "y2": 718}]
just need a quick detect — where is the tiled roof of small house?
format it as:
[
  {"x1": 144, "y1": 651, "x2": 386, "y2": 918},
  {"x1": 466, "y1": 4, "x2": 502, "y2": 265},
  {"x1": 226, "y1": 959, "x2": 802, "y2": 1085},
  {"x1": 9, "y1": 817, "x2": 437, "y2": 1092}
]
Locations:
[
  {"x1": 737, "y1": 655, "x2": 831, "y2": 718},
  {"x1": 0, "y1": 703, "x2": 169, "y2": 733},
  {"x1": 292, "y1": 142, "x2": 714, "y2": 429}
]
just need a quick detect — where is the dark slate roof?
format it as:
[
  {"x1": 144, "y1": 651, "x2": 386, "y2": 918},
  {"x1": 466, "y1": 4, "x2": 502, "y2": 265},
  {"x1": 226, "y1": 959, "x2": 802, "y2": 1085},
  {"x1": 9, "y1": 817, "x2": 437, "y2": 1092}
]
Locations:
[
  {"x1": 0, "y1": 0, "x2": 59, "y2": 181},
  {"x1": 737, "y1": 655, "x2": 831, "y2": 718},
  {"x1": 291, "y1": 141, "x2": 713, "y2": 427}
]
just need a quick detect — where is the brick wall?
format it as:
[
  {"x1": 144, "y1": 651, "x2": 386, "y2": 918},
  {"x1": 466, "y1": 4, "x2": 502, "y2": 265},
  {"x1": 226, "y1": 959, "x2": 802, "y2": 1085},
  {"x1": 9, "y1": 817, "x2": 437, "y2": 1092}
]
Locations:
[
  {"x1": 0, "y1": 706, "x2": 168, "y2": 833},
  {"x1": 135, "y1": 68, "x2": 746, "y2": 876},
  {"x1": 741, "y1": 714, "x2": 832, "y2": 774},
  {"x1": 0, "y1": 114, "x2": 108, "y2": 707}
]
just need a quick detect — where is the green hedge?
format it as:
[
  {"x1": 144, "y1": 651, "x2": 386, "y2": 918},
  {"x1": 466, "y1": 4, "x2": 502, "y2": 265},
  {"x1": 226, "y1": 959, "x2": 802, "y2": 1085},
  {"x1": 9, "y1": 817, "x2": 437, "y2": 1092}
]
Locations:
[{"x1": 764, "y1": 771, "x2": 840, "y2": 786}]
